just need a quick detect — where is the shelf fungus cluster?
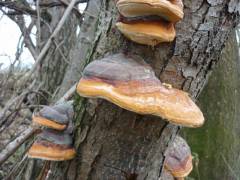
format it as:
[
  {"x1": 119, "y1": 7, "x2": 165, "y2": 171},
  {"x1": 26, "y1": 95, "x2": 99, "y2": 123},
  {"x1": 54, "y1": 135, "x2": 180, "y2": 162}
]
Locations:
[
  {"x1": 164, "y1": 136, "x2": 193, "y2": 179},
  {"x1": 28, "y1": 103, "x2": 76, "y2": 161},
  {"x1": 77, "y1": 53, "x2": 204, "y2": 127},
  {"x1": 116, "y1": 0, "x2": 184, "y2": 46},
  {"x1": 76, "y1": 0, "x2": 203, "y2": 176}
]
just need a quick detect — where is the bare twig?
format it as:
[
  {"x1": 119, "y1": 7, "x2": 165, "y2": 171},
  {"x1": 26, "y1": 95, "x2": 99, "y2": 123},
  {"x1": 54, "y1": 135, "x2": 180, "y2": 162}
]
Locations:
[
  {"x1": 20, "y1": 0, "x2": 79, "y2": 84},
  {"x1": 0, "y1": 82, "x2": 76, "y2": 166},
  {"x1": 53, "y1": 39, "x2": 71, "y2": 65},
  {"x1": 0, "y1": 0, "x2": 87, "y2": 16},
  {"x1": 0, "y1": 1, "x2": 36, "y2": 16},
  {"x1": 57, "y1": 83, "x2": 77, "y2": 103},
  {"x1": 8, "y1": 15, "x2": 38, "y2": 60},
  {"x1": 5, "y1": 154, "x2": 28, "y2": 180},
  {"x1": 0, "y1": 91, "x2": 29, "y2": 125},
  {"x1": 0, "y1": 127, "x2": 36, "y2": 166},
  {"x1": 59, "y1": 0, "x2": 83, "y2": 20},
  {"x1": 36, "y1": 0, "x2": 41, "y2": 55},
  {"x1": 0, "y1": 79, "x2": 37, "y2": 126}
]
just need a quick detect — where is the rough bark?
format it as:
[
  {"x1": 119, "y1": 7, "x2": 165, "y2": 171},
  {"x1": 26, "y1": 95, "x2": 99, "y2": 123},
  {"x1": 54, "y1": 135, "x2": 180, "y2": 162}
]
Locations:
[
  {"x1": 21, "y1": 0, "x2": 240, "y2": 179},
  {"x1": 183, "y1": 30, "x2": 240, "y2": 180}
]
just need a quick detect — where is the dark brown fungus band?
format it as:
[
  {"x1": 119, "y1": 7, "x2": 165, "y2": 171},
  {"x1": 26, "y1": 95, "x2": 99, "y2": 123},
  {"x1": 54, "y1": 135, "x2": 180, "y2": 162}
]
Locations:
[
  {"x1": 28, "y1": 129, "x2": 76, "y2": 161},
  {"x1": 77, "y1": 53, "x2": 204, "y2": 128}
]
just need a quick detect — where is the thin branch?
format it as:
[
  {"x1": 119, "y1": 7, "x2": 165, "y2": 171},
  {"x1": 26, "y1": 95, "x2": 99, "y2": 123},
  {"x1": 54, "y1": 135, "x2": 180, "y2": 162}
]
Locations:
[
  {"x1": 53, "y1": 39, "x2": 71, "y2": 65},
  {"x1": 20, "y1": 0, "x2": 79, "y2": 84},
  {"x1": 25, "y1": 19, "x2": 38, "y2": 60},
  {"x1": 36, "y1": 0, "x2": 41, "y2": 55},
  {"x1": 8, "y1": 15, "x2": 38, "y2": 60},
  {"x1": 0, "y1": 83, "x2": 76, "y2": 166},
  {"x1": 0, "y1": 1, "x2": 36, "y2": 15},
  {"x1": 57, "y1": 83, "x2": 77, "y2": 103},
  {"x1": 6, "y1": 154, "x2": 28, "y2": 179},
  {"x1": 0, "y1": 127, "x2": 36, "y2": 166},
  {"x1": 59, "y1": 0, "x2": 83, "y2": 19},
  {"x1": 0, "y1": 79, "x2": 38, "y2": 128}
]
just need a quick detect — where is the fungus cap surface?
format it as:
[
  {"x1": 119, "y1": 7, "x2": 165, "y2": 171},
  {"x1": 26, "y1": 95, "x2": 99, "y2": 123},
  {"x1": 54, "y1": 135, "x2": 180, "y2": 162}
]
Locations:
[
  {"x1": 32, "y1": 104, "x2": 73, "y2": 130},
  {"x1": 28, "y1": 139, "x2": 76, "y2": 161},
  {"x1": 164, "y1": 136, "x2": 193, "y2": 177},
  {"x1": 77, "y1": 53, "x2": 204, "y2": 127},
  {"x1": 39, "y1": 129, "x2": 73, "y2": 145},
  {"x1": 117, "y1": 0, "x2": 184, "y2": 22},
  {"x1": 116, "y1": 20, "x2": 176, "y2": 46}
]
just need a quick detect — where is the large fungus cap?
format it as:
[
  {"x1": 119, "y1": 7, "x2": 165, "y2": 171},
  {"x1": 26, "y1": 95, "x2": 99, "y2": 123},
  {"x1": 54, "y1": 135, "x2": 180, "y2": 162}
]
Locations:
[
  {"x1": 32, "y1": 103, "x2": 73, "y2": 130},
  {"x1": 77, "y1": 53, "x2": 204, "y2": 127},
  {"x1": 28, "y1": 129, "x2": 76, "y2": 161},
  {"x1": 117, "y1": 0, "x2": 184, "y2": 23},
  {"x1": 116, "y1": 19, "x2": 175, "y2": 46},
  {"x1": 164, "y1": 136, "x2": 193, "y2": 178}
]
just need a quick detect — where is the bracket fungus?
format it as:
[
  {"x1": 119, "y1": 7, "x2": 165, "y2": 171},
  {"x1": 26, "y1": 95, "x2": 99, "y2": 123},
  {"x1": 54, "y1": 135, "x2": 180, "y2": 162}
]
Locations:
[
  {"x1": 117, "y1": 0, "x2": 184, "y2": 23},
  {"x1": 116, "y1": 18, "x2": 176, "y2": 46},
  {"x1": 164, "y1": 136, "x2": 193, "y2": 179},
  {"x1": 77, "y1": 53, "x2": 204, "y2": 127},
  {"x1": 116, "y1": 0, "x2": 184, "y2": 45},
  {"x1": 28, "y1": 129, "x2": 76, "y2": 161},
  {"x1": 32, "y1": 103, "x2": 73, "y2": 130}
]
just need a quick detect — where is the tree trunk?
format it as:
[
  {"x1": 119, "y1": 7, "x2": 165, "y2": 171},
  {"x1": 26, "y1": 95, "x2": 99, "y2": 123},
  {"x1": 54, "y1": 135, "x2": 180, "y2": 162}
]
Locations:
[
  {"x1": 21, "y1": 0, "x2": 240, "y2": 179},
  {"x1": 183, "y1": 30, "x2": 240, "y2": 180},
  {"x1": 37, "y1": 0, "x2": 78, "y2": 101}
]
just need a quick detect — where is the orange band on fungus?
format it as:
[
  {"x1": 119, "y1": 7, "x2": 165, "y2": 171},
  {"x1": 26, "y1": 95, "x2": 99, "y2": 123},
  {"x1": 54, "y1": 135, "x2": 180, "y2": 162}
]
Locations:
[
  {"x1": 28, "y1": 140, "x2": 76, "y2": 161},
  {"x1": 33, "y1": 116, "x2": 67, "y2": 130},
  {"x1": 77, "y1": 53, "x2": 204, "y2": 127},
  {"x1": 117, "y1": 0, "x2": 184, "y2": 23}
]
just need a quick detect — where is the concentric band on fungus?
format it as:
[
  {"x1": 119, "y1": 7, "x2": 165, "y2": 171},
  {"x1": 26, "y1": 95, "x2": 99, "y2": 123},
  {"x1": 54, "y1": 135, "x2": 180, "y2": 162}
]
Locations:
[
  {"x1": 165, "y1": 155, "x2": 193, "y2": 178},
  {"x1": 28, "y1": 140, "x2": 76, "y2": 161},
  {"x1": 77, "y1": 77, "x2": 204, "y2": 127},
  {"x1": 32, "y1": 115, "x2": 67, "y2": 130},
  {"x1": 77, "y1": 53, "x2": 204, "y2": 127},
  {"x1": 117, "y1": 0, "x2": 184, "y2": 22},
  {"x1": 116, "y1": 20, "x2": 176, "y2": 46}
]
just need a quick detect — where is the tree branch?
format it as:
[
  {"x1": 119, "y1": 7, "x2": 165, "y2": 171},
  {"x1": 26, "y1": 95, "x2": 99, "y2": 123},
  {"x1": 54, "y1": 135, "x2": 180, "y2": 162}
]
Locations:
[
  {"x1": 20, "y1": 0, "x2": 80, "y2": 84},
  {"x1": 0, "y1": 1, "x2": 36, "y2": 16},
  {"x1": 0, "y1": 83, "x2": 76, "y2": 166},
  {"x1": 0, "y1": 127, "x2": 36, "y2": 166},
  {"x1": 8, "y1": 15, "x2": 38, "y2": 60}
]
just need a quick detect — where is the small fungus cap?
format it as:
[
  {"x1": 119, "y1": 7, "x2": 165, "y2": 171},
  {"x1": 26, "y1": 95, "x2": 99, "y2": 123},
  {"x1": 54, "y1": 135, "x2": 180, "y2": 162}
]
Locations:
[
  {"x1": 164, "y1": 136, "x2": 193, "y2": 178},
  {"x1": 116, "y1": 18, "x2": 176, "y2": 46},
  {"x1": 117, "y1": 0, "x2": 184, "y2": 23},
  {"x1": 28, "y1": 129, "x2": 76, "y2": 161},
  {"x1": 77, "y1": 53, "x2": 204, "y2": 127},
  {"x1": 32, "y1": 103, "x2": 73, "y2": 130}
]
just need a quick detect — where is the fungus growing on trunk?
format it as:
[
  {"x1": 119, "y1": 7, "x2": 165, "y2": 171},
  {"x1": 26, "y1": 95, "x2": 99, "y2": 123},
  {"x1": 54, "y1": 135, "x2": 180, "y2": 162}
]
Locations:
[
  {"x1": 32, "y1": 103, "x2": 73, "y2": 130},
  {"x1": 164, "y1": 136, "x2": 193, "y2": 179},
  {"x1": 28, "y1": 129, "x2": 76, "y2": 161},
  {"x1": 77, "y1": 53, "x2": 204, "y2": 127},
  {"x1": 116, "y1": 18, "x2": 176, "y2": 46},
  {"x1": 117, "y1": 0, "x2": 184, "y2": 23}
]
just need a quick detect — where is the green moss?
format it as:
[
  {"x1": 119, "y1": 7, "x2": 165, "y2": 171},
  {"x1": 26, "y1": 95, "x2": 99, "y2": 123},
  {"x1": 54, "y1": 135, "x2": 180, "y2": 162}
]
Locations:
[{"x1": 183, "y1": 32, "x2": 240, "y2": 179}]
